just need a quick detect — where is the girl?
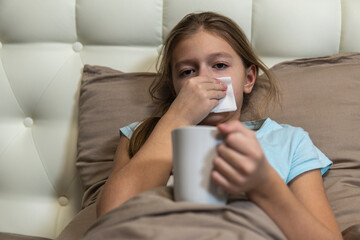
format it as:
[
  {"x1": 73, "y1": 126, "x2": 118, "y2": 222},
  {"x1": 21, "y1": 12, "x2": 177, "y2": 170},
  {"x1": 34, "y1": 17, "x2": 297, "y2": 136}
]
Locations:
[{"x1": 97, "y1": 12, "x2": 342, "y2": 239}]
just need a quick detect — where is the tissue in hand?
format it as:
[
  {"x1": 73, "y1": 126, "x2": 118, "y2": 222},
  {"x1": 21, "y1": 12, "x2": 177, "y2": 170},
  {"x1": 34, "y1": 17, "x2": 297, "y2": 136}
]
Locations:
[{"x1": 211, "y1": 76, "x2": 237, "y2": 113}]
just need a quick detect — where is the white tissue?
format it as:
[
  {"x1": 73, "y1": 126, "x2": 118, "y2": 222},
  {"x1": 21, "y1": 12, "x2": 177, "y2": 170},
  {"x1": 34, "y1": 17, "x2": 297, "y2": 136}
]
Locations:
[{"x1": 211, "y1": 76, "x2": 237, "y2": 113}]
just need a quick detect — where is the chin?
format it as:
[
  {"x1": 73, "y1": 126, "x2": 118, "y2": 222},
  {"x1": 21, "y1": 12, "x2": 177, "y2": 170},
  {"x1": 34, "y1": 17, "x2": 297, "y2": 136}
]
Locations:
[{"x1": 199, "y1": 112, "x2": 240, "y2": 126}]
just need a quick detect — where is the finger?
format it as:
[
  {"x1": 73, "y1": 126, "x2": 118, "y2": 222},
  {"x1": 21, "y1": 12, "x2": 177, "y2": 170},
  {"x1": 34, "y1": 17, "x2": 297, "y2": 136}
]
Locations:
[
  {"x1": 224, "y1": 131, "x2": 264, "y2": 162},
  {"x1": 207, "y1": 99, "x2": 221, "y2": 110},
  {"x1": 201, "y1": 82, "x2": 227, "y2": 91},
  {"x1": 207, "y1": 90, "x2": 227, "y2": 100},
  {"x1": 211, "y1": 170, "x2": 238, "y2": 193},
  {"x1": 193, "y1": 76, "x2": 220, "y2": 84},
  {"x1": 212, "y1": 156, "x2": 245, "y2": 187},
  {"x1": 223, "y1": 131, "x2": 249, "y2": 154},
  {"x1": 217, "y1": 144, "x2": 255, "y2": 176},
  {"x1": 184, "y1": 77, "x2": 219, "y2": 91},
  {"x1": 217, "y1": 121, "x2": 249, "y2": 135}
]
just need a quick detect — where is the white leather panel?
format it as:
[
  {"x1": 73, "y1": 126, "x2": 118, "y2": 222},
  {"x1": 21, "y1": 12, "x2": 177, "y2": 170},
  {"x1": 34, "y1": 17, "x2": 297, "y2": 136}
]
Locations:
[
  {"x1": 163, "y1": 0, "x2": 253, "y2": 41},
  {"x1": 80, "y1": 46, "x2": 159, "y2": 72},
  {"x1": 0, "y1": 130, "x2": 56, "y2": 196},
  {"x1": 0, "y1": 0, "x2": 76, "y2": 43},
  {"x1": 1, "y1": 44, "x2": 75, "y2": 115},
  {"x1": 0, "y1": 59, "x2": 24, "y2": 124},
  {"x1": 252, "y1": 0, "x2": 341, "y2": 58},
  {"x1": 341, "y1": 0, "x2": 360, "y2": 52},
  {"x1": 76, "y1": 0, "x2": 163, "y2": 45},
  {"x1": 0, "y1": 43, "x2": 82, "y2": 237},
  {"x1": 0, "y1": 195, "x2": 62, "y2": 239}
]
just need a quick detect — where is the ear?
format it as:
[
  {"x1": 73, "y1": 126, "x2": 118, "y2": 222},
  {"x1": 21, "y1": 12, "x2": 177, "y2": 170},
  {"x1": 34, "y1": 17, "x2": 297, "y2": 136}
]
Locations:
[{"x1": 243, "y1": 65, "x2": 256, "y2": 94}]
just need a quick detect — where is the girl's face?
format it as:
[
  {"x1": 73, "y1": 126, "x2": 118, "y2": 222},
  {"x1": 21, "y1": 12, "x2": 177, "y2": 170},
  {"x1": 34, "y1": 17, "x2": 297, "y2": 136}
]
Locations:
[{"x1": 171, "y1": 30, "x2": 256, "y2": 125}]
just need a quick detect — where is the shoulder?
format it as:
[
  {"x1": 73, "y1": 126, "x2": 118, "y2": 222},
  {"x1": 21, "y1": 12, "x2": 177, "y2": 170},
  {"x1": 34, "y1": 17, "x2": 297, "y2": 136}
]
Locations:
[
  {"x1": 252, "y1": 118, "x2": 308, "y2": 161},
  {"x1": 254, "y1": 118, "x2": 307, "y2": 143},
  {"x1": 252, "y1": 118, "x2": 332, "y2": 183},
  {"x1": 119, "y1": 121, "x2": 142, "y2": 139},
  {"x1": 256, "y1": 118, "x2": 323, "y2": 163}
]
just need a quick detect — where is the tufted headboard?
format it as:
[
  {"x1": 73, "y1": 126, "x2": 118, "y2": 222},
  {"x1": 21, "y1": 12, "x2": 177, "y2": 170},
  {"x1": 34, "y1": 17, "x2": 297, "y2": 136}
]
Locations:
[{"x1": 1, "y1": 0, "x2": 360, "y2": 239}]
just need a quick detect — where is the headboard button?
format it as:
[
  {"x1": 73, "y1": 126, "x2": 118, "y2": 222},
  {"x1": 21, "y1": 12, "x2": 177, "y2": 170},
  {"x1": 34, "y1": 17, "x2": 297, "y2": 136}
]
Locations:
[
  {"x1": 23, "y1": 117, "x2": 34, "y2": 127},
  {"x1": 58, "y1": 196, "x2": 69, "y2": 206},
  {"x1": 72, "y1": 42, "x2": 83, "y2": 52}
]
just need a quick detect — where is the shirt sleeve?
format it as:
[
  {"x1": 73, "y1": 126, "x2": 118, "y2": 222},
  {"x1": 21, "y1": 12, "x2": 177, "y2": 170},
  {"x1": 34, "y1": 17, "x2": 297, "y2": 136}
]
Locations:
[
  {"x1": 286, "y1": 131, "x2": 332, "y2": 183},
  {"x1": 119, "y1": 122, "x2": 140, "y2": 139}
]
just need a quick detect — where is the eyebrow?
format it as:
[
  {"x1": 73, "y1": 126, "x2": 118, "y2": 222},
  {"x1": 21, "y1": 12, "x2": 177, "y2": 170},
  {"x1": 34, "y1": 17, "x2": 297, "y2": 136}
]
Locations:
[
  {"x1": 173, "y1": 52, "x2": 233, "y2": 69},
  {"x1": 208, "y1": 52, "x2": 233, "y2": 60}
]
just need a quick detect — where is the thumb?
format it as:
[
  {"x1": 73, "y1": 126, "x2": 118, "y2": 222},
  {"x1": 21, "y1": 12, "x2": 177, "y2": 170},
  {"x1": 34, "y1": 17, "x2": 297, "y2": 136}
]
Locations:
[{"x1": 217, "y1": 120, "x2": 246, "y2": 134}]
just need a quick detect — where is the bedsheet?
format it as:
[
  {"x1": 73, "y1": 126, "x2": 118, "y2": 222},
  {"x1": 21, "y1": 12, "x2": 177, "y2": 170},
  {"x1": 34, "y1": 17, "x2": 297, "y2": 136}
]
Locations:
[{"x1": 83, "y1": 187, "x2": 286, "y2": 240}]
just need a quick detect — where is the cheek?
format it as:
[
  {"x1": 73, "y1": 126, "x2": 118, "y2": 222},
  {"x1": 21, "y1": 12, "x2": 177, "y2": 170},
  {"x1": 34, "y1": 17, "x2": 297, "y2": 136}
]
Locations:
[
  {"x1": 172, "y1": 80, "x2": 182, "y2": 95},
  {"x1": 231, "y1": 80, "x2": 244, "y2": 107},
  {"x1": 171, "y1": 67, "x2": 182, "y2": 95},
  {"x1": 234, "y1": 88, "x2": 243, "y2": 107},
  {"x1": 172, "y1": 74, "x2": 187, "y2": 95}
]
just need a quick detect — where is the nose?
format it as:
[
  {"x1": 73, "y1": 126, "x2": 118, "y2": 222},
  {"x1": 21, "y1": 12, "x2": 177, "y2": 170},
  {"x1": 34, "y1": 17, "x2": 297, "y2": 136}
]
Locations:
[{"x1": 197, "y1": 64, "x2": 212, "y2": 78}]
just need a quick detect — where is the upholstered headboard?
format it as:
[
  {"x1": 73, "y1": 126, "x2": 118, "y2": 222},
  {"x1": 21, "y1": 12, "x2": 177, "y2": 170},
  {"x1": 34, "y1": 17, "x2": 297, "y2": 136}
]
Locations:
[{"x1": 0, "y1": 0, "x2": 359, "y2": 239}]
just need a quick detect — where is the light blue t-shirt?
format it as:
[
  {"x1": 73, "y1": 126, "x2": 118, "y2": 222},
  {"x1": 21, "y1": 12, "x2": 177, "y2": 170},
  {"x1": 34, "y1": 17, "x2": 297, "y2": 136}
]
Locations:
[{"x1": 120, "y1": 118, "x2": 332, "y2": 184}]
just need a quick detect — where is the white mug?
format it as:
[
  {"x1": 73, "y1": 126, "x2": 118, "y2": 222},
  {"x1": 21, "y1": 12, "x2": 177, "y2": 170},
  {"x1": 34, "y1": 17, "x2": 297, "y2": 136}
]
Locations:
[{"x1": 172, "y1": 126, "x2": 227, "y2": 205}]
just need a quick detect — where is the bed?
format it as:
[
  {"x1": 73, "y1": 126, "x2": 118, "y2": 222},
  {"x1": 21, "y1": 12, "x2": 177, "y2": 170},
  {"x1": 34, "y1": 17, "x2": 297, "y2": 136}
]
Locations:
[{"x1": 0, "y1": 0, "x2": 359, "y2": 239}]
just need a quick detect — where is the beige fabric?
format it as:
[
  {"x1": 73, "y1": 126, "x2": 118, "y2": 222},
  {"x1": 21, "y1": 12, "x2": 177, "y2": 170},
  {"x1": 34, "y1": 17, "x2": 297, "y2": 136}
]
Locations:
[
  {"x1": 323, "y1": 169, "x2": 360, "y2": 232},
  {"x1": 0, "y1": 233, "x2": 50, "y2": 240},
  {"x1": 83, "y1": 187, "x2": 286, "y2": 240},
  {"x1": 55, "y1": 204, "x2": 97, "y2": 240},
  {"x1": 77, "y1": 65, "x2": 156, "y2": 208},
  {"x1": 342, "y1": 224, "x2": 360, "y2": 240}
]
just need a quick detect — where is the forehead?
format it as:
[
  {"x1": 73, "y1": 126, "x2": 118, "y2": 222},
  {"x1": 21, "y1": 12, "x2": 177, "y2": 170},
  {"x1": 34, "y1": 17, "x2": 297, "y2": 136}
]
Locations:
[{"x1": 172, "y1": 30, "x2": 237, "y2": 62}]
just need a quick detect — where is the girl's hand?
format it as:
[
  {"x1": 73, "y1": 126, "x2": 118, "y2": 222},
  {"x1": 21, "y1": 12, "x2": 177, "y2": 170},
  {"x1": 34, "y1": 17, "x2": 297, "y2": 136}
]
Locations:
[
  {"x1": 167, "y1": 76, "x2": 227, "y2": 125},
  {"x1": 211, "y1": 120, "x2": 273, "y2": 196}
]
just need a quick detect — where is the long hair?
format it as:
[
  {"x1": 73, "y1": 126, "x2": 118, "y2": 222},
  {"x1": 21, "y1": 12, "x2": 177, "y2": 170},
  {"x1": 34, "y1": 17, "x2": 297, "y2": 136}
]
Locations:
[{"x1": 128, "y1": 11, "x2": 280, "y2": 158}]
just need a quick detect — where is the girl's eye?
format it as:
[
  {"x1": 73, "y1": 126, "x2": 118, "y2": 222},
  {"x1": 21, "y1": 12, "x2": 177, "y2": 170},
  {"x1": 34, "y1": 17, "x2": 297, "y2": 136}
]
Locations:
[
  {"x1": 180, "y1": 69, "x2": 195, "y2": 77},
  {"x1": 214, "y1": 63, "x2": 227, "y2": 69}
]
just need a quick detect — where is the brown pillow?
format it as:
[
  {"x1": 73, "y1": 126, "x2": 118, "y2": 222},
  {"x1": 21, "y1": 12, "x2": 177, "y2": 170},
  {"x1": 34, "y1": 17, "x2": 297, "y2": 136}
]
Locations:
[
  {"x1": 249, "y1": 52, "x2": 360, "y2": 169},
  {"x1": 77, "y1": 65, "x2": 156, "y2": 208},
  {"x1": 246, "y1": 52, "x2": 360, "y2": 231}
]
